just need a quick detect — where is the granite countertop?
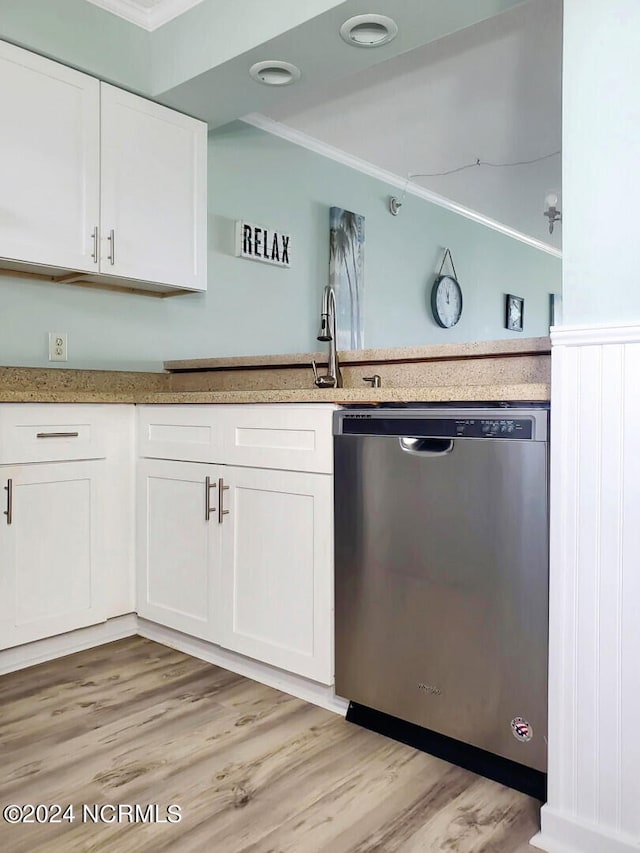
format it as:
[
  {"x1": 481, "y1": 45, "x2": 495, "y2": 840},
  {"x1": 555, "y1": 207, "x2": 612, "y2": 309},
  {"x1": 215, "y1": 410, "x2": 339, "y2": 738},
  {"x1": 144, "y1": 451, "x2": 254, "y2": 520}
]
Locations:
[
  {"x1": 0, "y1": 339, "x2": 551, "y2": 403},
  {"x1": 0, "y1": 384, "x2": 550, "y2": 405},
  {"x1": 164, "y1": 337, "x2": 551, "y2": 372}
]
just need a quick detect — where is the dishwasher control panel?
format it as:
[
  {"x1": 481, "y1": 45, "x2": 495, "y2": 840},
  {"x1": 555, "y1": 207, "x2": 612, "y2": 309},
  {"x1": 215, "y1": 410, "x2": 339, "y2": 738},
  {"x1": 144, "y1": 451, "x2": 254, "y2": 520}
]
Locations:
[
  {"x1": 467, "y1": 418, "x2": 533, "y2": 438},
  {"x1": 333, "y1": 409, "x2": 549, "y2": 441},
  {"x1": 339, "y1": 416, "x2": 534, "y2": 439}
]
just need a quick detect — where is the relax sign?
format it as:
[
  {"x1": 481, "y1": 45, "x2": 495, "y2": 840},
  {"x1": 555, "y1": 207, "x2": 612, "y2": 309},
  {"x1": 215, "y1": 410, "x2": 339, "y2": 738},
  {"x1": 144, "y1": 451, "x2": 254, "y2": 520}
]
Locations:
[{"x1": 235, "y1": 220, "x2": 291, "y2": 268}]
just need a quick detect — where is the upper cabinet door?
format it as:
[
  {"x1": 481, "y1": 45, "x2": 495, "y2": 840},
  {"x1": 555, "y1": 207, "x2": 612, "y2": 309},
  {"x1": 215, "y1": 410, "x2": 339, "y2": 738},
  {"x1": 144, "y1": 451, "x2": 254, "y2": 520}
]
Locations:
[
  {"x1": 100, "y1": 83, "x2": 207, "y2": 291},
  {"x1": 0, "y1": 40, "x2": 100, "y2": 271}
]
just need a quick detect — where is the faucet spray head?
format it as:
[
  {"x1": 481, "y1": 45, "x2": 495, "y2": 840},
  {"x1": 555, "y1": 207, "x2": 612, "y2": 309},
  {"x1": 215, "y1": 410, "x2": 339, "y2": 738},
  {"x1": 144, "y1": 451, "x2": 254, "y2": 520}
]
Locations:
[
  {"x1": 317, "y1": 285, "x2": 335, "y2": 341},
  {"x1": 317, "y1": 313, "x2": 332, "y2": 342}
]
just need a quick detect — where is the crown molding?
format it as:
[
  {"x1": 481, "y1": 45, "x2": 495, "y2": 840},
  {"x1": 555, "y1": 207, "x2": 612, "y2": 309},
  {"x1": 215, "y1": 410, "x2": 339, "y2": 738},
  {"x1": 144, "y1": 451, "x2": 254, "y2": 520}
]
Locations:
[
  {"x1": 242, "y1": 113, "x2": 562, "y2": 259},
  {"x1": 85, "y1": 0, "x2": 205, "y2": 31}
]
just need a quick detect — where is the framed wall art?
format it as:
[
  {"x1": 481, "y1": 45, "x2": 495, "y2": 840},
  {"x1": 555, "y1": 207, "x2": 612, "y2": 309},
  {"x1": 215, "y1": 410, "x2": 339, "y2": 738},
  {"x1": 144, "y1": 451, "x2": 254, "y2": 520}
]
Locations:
[
  {"x1": 329, "y1": 207, "x2": 365, "y2": 350},
  {"x1": 505, "y1": 294, "x2": 524, "y2": 332}
]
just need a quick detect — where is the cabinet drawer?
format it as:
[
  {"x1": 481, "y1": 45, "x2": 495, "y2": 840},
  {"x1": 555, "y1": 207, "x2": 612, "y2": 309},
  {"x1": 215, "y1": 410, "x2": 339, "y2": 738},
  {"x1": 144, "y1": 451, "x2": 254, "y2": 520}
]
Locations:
[
  {"x1": 223, "y1": 405, "x2": 335, "y2": 474},
  {"x1": 0, "y1": 405, "x2": 106, "y2": 463},
  {"x1": 137, "y1": 405, "x2": 224, "y2": 462}
]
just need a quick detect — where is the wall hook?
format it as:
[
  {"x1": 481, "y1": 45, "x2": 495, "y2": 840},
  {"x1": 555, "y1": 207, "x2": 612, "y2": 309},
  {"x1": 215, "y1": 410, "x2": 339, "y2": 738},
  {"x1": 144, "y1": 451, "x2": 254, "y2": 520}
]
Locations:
[{"x1": 388, "y1": 196, "x2": 402, "y2": 216}]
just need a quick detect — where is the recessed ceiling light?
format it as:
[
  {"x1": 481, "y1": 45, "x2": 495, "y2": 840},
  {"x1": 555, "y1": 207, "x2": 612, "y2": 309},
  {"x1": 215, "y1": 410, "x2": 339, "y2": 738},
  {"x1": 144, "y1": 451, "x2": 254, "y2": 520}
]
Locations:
[
  {"x1": 339, "y1": 14, "x2": 398, "y2": 48},
  {"x1": 249, "y1": 61, "x2": 301, "y2": 86}
]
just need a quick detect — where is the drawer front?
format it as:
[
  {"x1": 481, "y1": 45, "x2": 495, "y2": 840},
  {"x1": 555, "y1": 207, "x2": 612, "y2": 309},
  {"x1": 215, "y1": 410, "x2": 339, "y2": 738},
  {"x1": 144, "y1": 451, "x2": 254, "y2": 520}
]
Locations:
[
  {"x1": 0, "y1": 405, "x2": 106, "y2": 463},
  {"x1": 222, "y1": 405, "x2": 335, "y2": 473},
  {"x1": 137, "y1": 405, "x2": 223, "y2": 462}
]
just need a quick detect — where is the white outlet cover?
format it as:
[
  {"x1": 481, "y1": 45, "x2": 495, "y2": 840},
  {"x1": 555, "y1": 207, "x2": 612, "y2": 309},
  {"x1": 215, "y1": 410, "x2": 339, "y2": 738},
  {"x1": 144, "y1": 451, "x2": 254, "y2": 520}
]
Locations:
[{"x1": 48, "y1": 332, "x2": 68, "y2": 362}]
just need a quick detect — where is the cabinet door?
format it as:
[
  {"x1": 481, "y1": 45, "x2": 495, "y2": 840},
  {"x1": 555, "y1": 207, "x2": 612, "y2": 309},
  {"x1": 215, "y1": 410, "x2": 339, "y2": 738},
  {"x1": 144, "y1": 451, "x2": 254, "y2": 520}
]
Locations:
[
  {"x1": 220, "y1": 466, "x2": 333, "y2": 684},
  {"x1": 0, "y1": 40, "x2": 100, "y2": 271},
  {"x1": 100, "y1": 83, "x2": 207, "y2": 291},
  {"x1": 0, "y1": 462, "x2": 105, "y2": 650},
  {"x1": 137, "y1": 459, "x2": 219, "y2": 641}
]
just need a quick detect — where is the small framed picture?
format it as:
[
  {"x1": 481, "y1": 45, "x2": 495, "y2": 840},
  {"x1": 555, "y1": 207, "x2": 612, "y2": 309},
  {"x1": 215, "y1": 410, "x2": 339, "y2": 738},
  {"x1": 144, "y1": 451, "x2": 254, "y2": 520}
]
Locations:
[
  {"x1": 549, "y1": 292, "x2": 562, "y2": 327},
  {"x1": 505, "y1": 294, "x2": 524, "y2": 332}
]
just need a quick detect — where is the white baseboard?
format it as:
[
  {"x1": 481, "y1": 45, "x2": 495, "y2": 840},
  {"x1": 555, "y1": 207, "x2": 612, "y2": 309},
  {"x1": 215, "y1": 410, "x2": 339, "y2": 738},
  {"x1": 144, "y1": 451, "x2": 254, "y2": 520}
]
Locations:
[
  {"x1": 0, "y1": 614, "x2": 138, "y2": 676},
  {"x1": 1, "y1": 616, "x2": 348, "y2": 717},
  {"x1": 137, "y1": 618, "x2": 348, "y2": 716},
  {"x1": 531, "y1": 806, "x2": 640, "y2": 853}
]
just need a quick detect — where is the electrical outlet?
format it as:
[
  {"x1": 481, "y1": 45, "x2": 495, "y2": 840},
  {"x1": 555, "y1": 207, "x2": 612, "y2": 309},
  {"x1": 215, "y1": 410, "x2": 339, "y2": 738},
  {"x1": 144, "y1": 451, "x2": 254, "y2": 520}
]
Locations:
[{"x1": 48, "y1": 332, "x2": 68, "y2": 362}]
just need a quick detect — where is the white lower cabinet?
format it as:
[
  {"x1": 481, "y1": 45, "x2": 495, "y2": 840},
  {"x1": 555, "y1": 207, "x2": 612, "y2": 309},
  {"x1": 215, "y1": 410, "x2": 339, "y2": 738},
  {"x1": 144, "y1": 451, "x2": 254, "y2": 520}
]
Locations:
[
  {"x1": 1, "y1": 403, "x2": 335, "y2": 689},
  {"x1": 135, "y1": 404, "x2": 336, "y2": 685},
  {"x1": 220, "y1": 466, "x2": 333, "y2": 684},
  {"x1": 0, "y1": 461, "x2": 105, "y2": 650},
  {"x1": 137, "y1": 459, "x2": 333, "y2": 684},
  {"x1": 136, "y1": 459, "x2": 220, "y2": 642}
]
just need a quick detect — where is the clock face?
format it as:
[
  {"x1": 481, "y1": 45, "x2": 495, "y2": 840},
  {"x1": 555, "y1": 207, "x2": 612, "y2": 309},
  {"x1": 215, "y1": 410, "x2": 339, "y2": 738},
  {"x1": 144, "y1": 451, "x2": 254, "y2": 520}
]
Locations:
[{"x1": 431, "y1": 275, "x2": 463, "y2": 328}]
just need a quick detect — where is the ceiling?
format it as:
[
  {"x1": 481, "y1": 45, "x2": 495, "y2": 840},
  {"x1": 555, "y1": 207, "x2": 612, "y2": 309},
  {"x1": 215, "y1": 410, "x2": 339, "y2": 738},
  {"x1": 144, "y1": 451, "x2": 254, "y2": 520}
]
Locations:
[
  {"x1": 85, "y1": 0, "x2": 205, "y2": 31},
  {"x1": 262, "y1": 0, "x2": 562, "y2": 249}
]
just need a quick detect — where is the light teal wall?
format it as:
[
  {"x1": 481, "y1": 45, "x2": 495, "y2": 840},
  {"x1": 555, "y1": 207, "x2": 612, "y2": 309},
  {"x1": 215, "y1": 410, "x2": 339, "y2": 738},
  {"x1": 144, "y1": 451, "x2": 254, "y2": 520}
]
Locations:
[
  {"x1": 0, "y1": 0, "x2": 151, "y2": 91},
  {"x1": 562, "y1": 0, "x2": 640, "y2": 325},
  {"x1": 0, "y1": 122, "x2": 561, "y2": 371}
]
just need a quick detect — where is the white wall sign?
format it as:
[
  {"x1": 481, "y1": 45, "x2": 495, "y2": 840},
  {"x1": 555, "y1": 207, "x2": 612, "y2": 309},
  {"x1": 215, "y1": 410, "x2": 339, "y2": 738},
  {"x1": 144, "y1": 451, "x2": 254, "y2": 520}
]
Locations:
[{"x1": 235, "y1": 220, "x2": 291, "y2": 267}]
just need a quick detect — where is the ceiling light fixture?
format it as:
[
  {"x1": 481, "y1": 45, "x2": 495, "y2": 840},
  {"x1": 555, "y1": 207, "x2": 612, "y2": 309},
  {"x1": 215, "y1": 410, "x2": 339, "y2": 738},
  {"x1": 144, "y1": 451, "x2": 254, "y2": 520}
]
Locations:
[
  {"x1": 339, "y1": 14, "x2": 398, "y2": 48},
  {"x1": 249, "y1": 60, "x2": 301, "y2": 86}
]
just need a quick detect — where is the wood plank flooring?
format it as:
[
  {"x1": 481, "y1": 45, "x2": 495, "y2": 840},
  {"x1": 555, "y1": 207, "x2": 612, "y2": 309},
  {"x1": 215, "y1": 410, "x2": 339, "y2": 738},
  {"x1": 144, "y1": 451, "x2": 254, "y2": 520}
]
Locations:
[{"x1": 0, "y1": 637, "x2": 540, "y2": 852}]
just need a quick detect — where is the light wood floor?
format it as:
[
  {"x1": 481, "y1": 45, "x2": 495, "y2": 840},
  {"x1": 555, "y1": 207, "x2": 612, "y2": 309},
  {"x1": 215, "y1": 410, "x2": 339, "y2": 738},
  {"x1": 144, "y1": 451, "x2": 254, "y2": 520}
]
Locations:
[{"x1": 0, "y1": 637, "x2": 540, "y2": 852}]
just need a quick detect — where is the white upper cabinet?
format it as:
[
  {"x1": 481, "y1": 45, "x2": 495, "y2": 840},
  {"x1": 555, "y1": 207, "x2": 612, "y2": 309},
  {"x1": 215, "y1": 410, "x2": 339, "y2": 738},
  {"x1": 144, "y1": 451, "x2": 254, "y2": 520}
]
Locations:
[
  {"x1": 0, "y1": 40, "x2": 100, "y2": 272},
  {"x1": 100, "y1": 84, "x2": 207, "y2": 291},
  {"x1": 0, "y1": 40, "x2": 207, "y2": 294}
]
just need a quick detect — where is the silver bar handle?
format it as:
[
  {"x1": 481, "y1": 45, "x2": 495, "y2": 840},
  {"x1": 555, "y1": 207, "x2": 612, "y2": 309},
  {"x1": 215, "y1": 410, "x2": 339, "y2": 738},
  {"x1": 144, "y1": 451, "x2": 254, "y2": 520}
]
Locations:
[
  {"x1": 107, "y1": 229, "x2": 115, "y2": 265},
  {"x1": 4, "y1": 479, "x2": 12, "y2": 525},
  {"x1": 36, "y1": 432, "x2": 79, "y2": 439},
  {"x1": 91, "y1": 226, "x2": 99, "y2": 264},
  {"x1": 399, "y1": 437, "x2": 454, "y2": 457},
  {"x1": 218, "y1": 477, "x2": 230, "y2": 524},
  {"x1": 205, "y1": 476, "x2": 217, "y2": 521}
]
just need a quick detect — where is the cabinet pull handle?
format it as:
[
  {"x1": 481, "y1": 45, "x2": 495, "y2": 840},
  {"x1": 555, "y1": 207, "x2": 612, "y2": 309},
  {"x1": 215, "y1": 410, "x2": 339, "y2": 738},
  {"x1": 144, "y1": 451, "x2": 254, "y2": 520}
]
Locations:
[
  {"x1": 218, "y1": 477, "x2": 230, "y2": 524},
  {"x1": 4, "y1": 479, "x2": 12, "y2": 525},
  {"x1": 36, "y1": 432, "x2": 79, "y2": 439},
  {"x1": 91, "y1": 226, "x2": 99, "y2": 263},
  {"x1": 107, "y1": 229, "x2": 115, "y2": 265},
  {"x1": 205, "y1": 476, "x2": 217, "y2": 521}
]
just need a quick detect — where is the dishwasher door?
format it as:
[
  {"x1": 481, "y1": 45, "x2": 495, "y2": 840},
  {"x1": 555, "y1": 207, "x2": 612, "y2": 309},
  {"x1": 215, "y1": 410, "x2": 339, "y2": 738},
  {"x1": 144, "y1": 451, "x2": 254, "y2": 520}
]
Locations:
[{"x1": 334, "y1": 409, "x2": 549, "y2": 772}]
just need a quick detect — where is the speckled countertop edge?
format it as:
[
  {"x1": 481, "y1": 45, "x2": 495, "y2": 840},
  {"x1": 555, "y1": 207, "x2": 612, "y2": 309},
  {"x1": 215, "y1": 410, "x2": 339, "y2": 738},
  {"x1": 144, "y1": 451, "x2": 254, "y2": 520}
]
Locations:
[
  {"x1": 0, "y1": 384, "x2": 550, "y2": 405},
  {"x1": 163, "y1": 337, "x2": 552, "y2": 371}
]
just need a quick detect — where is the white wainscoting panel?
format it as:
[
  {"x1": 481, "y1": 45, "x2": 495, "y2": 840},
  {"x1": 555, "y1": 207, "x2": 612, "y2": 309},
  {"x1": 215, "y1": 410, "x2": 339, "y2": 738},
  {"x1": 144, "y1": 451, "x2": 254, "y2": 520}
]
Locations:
[{"x1": 532, "y1": 324, "x2": 640, "y2": 853}]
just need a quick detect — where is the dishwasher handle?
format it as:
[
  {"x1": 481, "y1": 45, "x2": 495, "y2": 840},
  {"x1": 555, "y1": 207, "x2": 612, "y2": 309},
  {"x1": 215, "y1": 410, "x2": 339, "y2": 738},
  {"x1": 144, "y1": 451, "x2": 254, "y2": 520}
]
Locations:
[{"x1": 399, "y1": 437, "x2": 454, "y2": 456}]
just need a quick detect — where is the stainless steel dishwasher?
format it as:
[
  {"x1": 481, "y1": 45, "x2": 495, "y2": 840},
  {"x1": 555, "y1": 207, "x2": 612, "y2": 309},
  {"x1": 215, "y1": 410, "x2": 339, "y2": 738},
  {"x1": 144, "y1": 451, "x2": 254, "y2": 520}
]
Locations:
[{"x1": 334, "y1": 406, "x2": 549, "y2": 795}]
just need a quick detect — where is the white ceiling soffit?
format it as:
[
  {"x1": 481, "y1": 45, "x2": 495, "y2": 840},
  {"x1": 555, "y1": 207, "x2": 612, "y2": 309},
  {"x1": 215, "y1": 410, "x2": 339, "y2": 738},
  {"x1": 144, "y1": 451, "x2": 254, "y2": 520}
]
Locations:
[{"x1": 85, "y1": 0, "x2": 206, "y2": 31}]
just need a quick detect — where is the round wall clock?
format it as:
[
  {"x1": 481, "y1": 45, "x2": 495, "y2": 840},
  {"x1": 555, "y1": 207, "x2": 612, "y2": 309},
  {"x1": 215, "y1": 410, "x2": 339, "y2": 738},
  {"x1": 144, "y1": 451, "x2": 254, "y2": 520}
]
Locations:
[{"x1": 431, "y1": 274, "x2": 463, "y2": 328}]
